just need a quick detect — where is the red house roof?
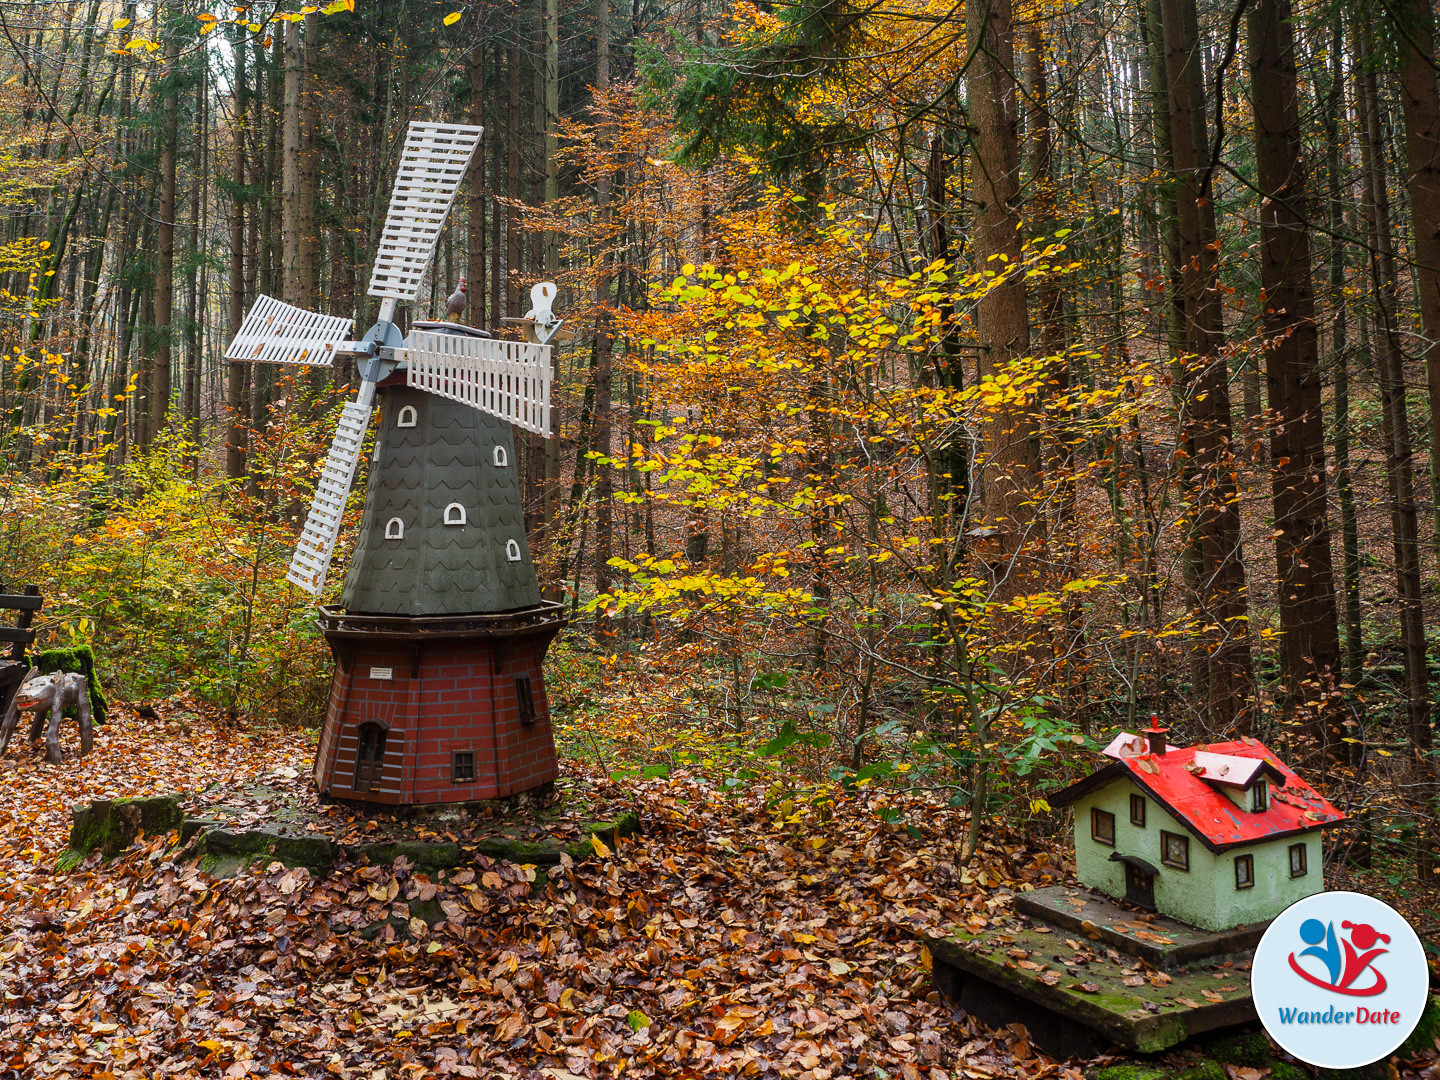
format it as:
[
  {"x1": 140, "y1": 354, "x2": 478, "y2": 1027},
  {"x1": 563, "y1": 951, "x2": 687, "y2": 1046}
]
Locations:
[{"x1": 1052, "y1": 735, "x2": 1346, "y2": 852}]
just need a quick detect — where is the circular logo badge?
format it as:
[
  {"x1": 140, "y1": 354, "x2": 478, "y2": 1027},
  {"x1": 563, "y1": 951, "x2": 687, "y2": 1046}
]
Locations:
[{"x1": 1252, "y1": 891, "x2": 1428, "y2": 1068}]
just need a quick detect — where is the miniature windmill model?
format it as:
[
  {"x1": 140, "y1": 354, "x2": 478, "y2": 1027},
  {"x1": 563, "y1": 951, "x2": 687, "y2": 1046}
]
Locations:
[{"x1": 225, "y1": 121, "x2": 568, "y2": 807}]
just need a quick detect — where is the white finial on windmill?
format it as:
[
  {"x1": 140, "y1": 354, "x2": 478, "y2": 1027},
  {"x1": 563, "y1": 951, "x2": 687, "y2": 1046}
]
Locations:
[{"x1": 504, "y1": 281, "x2": 571, "y2": 344}]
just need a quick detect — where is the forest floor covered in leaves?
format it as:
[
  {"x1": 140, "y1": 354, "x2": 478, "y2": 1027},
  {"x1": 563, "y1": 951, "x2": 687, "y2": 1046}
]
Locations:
[{"x1": 0, "y1": 685, "x2": 1435, "y2": 1080}]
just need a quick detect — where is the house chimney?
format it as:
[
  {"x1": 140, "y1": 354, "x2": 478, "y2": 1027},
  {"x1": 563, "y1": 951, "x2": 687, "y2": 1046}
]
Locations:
[{"x1": 1145, "y1": 714, "x2": 1168, "y2": 756}]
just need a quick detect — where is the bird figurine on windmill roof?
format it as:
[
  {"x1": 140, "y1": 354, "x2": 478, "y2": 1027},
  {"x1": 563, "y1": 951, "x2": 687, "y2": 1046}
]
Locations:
[{"x1": 224, "y1": 121, "x2": 568, "y2": 808}]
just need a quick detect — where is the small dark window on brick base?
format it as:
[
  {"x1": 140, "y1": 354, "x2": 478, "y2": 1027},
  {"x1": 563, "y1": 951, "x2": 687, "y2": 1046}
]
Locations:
[
  {"x1": 354, "y1": 723, "x2": 387, "y2": 792},
  {"x1": 515, "y1": 676, "x2": 537, "y2": 726},
  {"x1": 452, "y1": 751, "x2": 476, "y2": 783}
]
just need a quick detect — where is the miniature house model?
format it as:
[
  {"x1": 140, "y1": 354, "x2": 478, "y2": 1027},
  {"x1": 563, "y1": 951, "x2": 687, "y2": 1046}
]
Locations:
[{"x1": 1051, "y1": 723, "x2": 1345, "y2": 932}]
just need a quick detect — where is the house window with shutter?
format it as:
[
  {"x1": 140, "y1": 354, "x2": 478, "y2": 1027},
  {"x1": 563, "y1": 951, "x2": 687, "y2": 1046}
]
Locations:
[
  {"x1": 1235, "y1": 854, "x2": 1254, "y2": 889},
  {"x1": 1091, "y1": 808, "x2": 1115, "y2": 846},
  {"x1": 1289, "y1": 842, "x2": 1308, "y2": 877},
  {"x1": 353, "y1": 723, "x2": 387, "y2": 792},
  {"x1": 1161, "y1": 830, "x2": 1190, "y2": 870},
  {"x1": 1130, "y1": 794, "x2": 1146, "y2": 827}
]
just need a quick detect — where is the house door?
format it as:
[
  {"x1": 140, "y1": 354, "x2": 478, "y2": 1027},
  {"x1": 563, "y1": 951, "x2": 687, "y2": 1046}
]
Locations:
[
  {"x1": 1123, "y1": 864, "x2": 1157, "y2": 915},
  {"x1": 1124, "y1": 863, "x2": 1155, "y2": 910}
]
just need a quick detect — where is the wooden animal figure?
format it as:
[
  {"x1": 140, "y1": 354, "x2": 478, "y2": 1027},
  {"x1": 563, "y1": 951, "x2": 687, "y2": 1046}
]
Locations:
[{"x1": 0, "y1": 670, "x2": 93, "y2": 764}]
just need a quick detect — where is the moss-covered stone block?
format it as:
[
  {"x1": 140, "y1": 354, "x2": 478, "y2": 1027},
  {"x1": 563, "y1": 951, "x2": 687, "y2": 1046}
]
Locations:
[
  {"x1": 1093, "y1": 1065, "x2": 1171, "y2": 1080},
  {"x1": 1201, "y1": 1029, "x2": 1274, "y2": 1067},
  {"x1": 195, "y1": 828, "x2": 337, "y2": 875},
  {"x1": 64, "y1": 794, "x2": 183, "y2": 866},
  {"x1": 1172, "y1": 1061, "x2": 1227, "y2": 1080},
  {"x1": 34, "y1": 645, "x2": 107, "y2": 726},
  {"x1": 353, "y1": 841, "x2": 460, "y2": 874},
  {"x1": 1399, "y1": 993, "x2": 1439, "y2": 1057}
]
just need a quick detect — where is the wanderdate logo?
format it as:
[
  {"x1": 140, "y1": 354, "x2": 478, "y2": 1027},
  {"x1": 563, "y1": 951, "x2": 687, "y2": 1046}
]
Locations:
[
  {"x1": 1288, "y1": 918, "x2": 1390, "y2": 996},
  {"x1": 1253, "y1": 892, "x2": 1427, "y2": 1068}
]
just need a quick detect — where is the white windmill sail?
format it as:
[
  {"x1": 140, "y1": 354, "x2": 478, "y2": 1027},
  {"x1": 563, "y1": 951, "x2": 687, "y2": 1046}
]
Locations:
[
  {"x1": 286, "y1": 380, "x2": 377, "y2": 595},
  {"x1": 224, "y1": 294, "x2": 355, "y2": 366},
  {"x1": 367, "y1": 122, "x2": 485, "y2": 302},
  {"x1": 403, "y1": 330, "x2": 552, "y2": 437}
]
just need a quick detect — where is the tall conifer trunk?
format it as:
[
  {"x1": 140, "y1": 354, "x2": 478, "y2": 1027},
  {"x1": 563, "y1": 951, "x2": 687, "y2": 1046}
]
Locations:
[
  {"x1": 1248, "y1": 0, "x2": 1340, "y2": 740},
  {"x1": 1393, "y1": 0, "x2": 1440, "y2": 563},
  {"x1": 1159, "y1": 0, "x2": 1253, "y2": 732},
  {"x1": 227, "y1": 21, "x2": 249, "y2": 480},
  {"x1": 151, "y1": 27, "x2": 179, "y2": 445}
]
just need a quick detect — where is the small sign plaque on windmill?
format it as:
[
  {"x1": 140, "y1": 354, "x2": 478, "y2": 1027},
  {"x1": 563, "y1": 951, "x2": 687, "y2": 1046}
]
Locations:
[{"x1": 224, "y1": 121, "x2": 567, "y2": 807}]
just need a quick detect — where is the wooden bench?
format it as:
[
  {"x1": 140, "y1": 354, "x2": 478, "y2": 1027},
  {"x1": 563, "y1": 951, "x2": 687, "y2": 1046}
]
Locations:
[{"x1": 0, "y1": 585, "x2": 42, "y2": 733}]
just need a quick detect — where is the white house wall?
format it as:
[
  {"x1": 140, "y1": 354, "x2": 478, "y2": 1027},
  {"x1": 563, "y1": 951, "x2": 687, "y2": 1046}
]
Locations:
[{"x1": 1072, "y1": 779, "x2": 1324, "y2": 931}]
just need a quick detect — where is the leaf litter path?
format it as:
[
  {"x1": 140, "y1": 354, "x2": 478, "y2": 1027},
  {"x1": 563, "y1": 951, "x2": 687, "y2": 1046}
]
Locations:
[{"x1": 0, "y1": 709, "x2": 1082, "y2": 1079}]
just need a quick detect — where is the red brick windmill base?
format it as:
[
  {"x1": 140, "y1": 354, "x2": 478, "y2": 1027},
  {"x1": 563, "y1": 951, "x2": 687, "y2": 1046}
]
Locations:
[{"x1": 312, "y1": 604, "x2": 565, "y2": 806}]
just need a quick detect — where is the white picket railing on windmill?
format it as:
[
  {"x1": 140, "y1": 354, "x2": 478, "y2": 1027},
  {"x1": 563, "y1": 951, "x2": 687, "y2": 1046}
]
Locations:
[
  {"x1": 403, "y1": 331, "x2": 552, "y2": 437},
  {"x1": 367, "y1": 122, "x2": 485, "y2": 303},
  {"x1": 286, "y1": 380, "x2": 377, "y2": 595},
  {"x1": 223, "y1": 294, "x2": 354, "y2": 367}
]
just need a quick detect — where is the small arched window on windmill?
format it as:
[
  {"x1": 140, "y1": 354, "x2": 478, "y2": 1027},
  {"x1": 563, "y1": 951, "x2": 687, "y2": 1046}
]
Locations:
[
  {"x1": 385, "y1": 517, "x2": 404, "y2": 540},
  {"x1": 397, "y1": 404, "x2": 418, "y2": 428},
  {"x1": 444, "y1": 502, "x2": 467, "y2": 526},
  {"x1": 505, "y1": 539, "x2": 522, "y2": 562},
  {"x1": 492, "y1": 445, "x2": 508, "y2": 468}
]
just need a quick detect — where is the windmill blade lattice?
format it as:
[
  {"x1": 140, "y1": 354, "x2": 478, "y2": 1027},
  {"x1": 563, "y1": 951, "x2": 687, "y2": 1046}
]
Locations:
[
  {"x1": 286, "y1": 380, "x2": 377, "y2": 595},
  {"x1": 223, "y1": 294, "x2": 354, "y2": 366},
  {"x1": 404, "y1": 331, "x2": 552, "y2": 437},
  {"x1": 367, "y1": 123, "x2": 485, "y2": 302}
]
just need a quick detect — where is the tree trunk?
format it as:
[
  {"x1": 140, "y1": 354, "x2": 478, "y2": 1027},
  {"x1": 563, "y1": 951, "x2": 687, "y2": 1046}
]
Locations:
[
  {"x1": 965, "y1": 0, "x2": 1039, "y2": 595},
  {"x1": 593, "y1": 0, "x2": 614, "y2": 627},
  {"x1": 1159, "y1": 0, "x2": 1254, "y2": 733},
  {"x1": 1356, "y1": 18, "x2": 1436, "y2": 868},
  {"x1": 151, "y1": 27, "x2": 180, "y2": 445},
  {"x1": 227, "y1": 20, "x2": 249, "y2": 480},
  {"x1": 468, "y1": 27, "x2": 487, "y2": 329},
  {"x1": 1322, "y1": 20, "x2": 1363, "y2": 691},
  {"x1": 506, "y1": 38, "x2": 521, "y2": 318},
  {"x1": 283, "y1": 19, "x2": 304, "y2": 305},
  {"x1": 1393, "y1": 0, "x2": 1440, "y2": 564},
  {"x1": 1248, "y1": 0, "x2": 1340, "y2": 741}
]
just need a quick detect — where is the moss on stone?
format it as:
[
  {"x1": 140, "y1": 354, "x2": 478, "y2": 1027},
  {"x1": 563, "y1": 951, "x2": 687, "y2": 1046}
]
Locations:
[
  {"x1": 63, "y1": 794, "x2": 183, "y2": 867},
  {"x1": 1093, "y1": 1065, "x2": 1170, "y2": 1080},
  {"x1": 34, "y1": 645, "x2": 107, "y2": 726},
  {"x1": 1173, "y1": 1060, "x2": 1228, "y2": 1080},
  {"x1": 408, "y1": 899, "x2": 445, "y2": 926},
  {"x1": 1269, "y1": 1063, "x2": 1306, "y2": 1080},
  {"x1": 1399, "y1": 993, "x2": 1439, "y2": 1057},
  {"x1": 195, "y1": 828, "x2": 337, "y2": 875},
  {"x1": 353, "y1": 841, "x2": 460, "y2": 874},
  {"x1": 1202, "y1": 1030, "x2": 1274, "y2": 1067}
]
